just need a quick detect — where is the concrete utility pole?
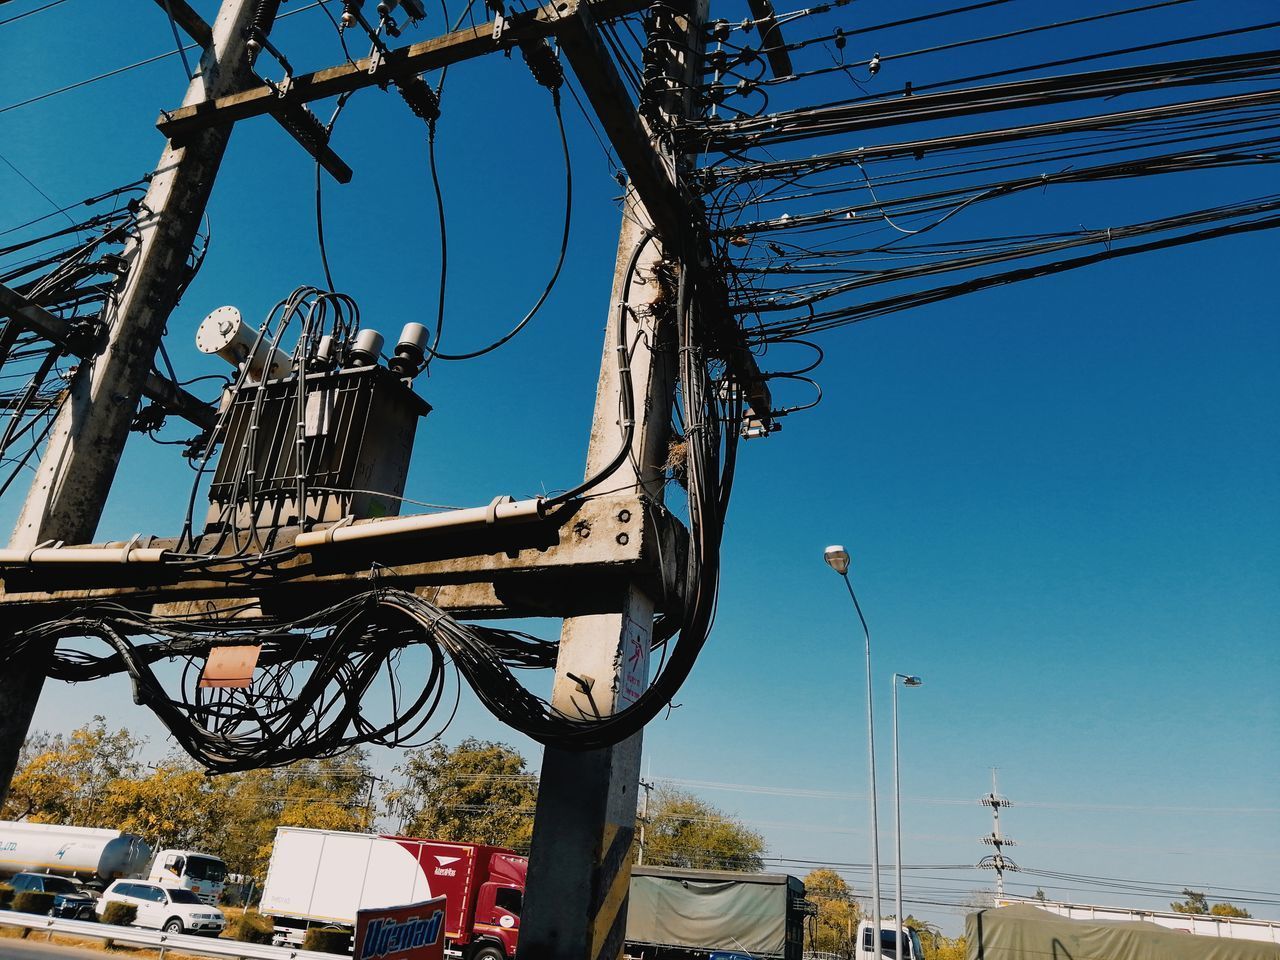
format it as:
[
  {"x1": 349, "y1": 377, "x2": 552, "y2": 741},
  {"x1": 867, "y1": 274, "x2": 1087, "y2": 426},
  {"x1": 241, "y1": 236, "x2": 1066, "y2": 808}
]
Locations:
[
  {"x1": 516, "y1": 192, "x2": 672, "y2": 960},
  {"x1": 517, "y1": 4, "x2": 707, "y2": 957},
  {"x1": 0, "y1": 0, "x2": 279, "y2": 804},
  {"x1": 637, "y1": 778, "x2": 653, "y2": 866}
]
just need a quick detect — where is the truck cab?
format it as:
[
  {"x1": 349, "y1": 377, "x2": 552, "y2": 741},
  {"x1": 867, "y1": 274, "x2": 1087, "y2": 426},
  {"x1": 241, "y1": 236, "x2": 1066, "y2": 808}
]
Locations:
[
  {"x1": 469, "y1": 871, "x2": 523, "y2": 957},
  {"x1": 147, "y1": 850, "x2": 228, "y2": 905},
  {"x1": 856, "y1": 922, "x2": 925, "y2": 960}
]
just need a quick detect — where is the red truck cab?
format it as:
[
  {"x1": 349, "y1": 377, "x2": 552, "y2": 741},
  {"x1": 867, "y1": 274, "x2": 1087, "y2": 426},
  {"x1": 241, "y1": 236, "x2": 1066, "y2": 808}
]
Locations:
[
  {"x1": 385, "y1": 839, "x2": 525, "y2": 958},
  {"x1": 464, "y1": 850, "x2": 524, "y2": 957}
]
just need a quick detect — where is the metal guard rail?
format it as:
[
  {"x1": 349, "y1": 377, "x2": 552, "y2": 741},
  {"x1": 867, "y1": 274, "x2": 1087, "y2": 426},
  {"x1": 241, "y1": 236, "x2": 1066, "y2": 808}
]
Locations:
[{"x1": 0, "y1": 909, "x2": 343, "y2": 960}]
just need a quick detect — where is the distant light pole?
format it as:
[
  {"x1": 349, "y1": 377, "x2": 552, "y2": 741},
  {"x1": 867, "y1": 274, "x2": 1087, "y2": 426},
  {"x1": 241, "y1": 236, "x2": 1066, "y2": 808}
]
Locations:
[
  {"x1": 892, "y1": 673, "x2": 923, "y2": 960},
  {"x1": 823, "y1": 544, "x2": 881, "y2": 954}
]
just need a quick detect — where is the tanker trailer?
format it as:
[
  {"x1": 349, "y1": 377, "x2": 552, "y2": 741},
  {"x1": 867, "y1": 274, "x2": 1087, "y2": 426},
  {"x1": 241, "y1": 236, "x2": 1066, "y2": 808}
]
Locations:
[{"x1": 0, "y1": 821, "x2": 153, "y2": 887}]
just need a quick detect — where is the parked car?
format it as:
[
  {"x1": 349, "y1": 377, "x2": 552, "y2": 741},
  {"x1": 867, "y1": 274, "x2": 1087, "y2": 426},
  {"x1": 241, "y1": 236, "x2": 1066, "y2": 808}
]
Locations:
[
  {"x1": 8, "y1": 872, "x2": 96, "y2": 920},
  {"x1": 95, "y1": 879, "x2": 226, "y2": 936}
]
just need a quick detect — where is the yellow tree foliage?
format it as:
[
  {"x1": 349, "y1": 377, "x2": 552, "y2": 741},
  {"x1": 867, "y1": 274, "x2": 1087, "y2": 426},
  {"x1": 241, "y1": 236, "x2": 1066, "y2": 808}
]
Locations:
[
  {"x1": 99, "y1": 764, "x2": 224, "y2": 851},
  {"x1": 911, "y1": 918, "x2": 968, "y2": 960},
  {"x1": 804, "y1": 868, "x2": 861, "y2": 957},
  {"x1": 1210, "y1": 902, "x2": 1252, "y2": 918},
  {"x1": 2, "y1": 717, "x2": 142, "y2": 824},
  {"x1": 5, "y1": 720, "x2": 376, "y2": 883}
]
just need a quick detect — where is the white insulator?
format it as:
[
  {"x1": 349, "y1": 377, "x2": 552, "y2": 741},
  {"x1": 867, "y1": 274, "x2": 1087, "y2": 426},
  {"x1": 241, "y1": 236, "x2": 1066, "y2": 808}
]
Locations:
[
  {"x1": 195, "y1": 306, "x2": 293, "y2": 382},
  {"x1": 397, "y1": 322, "x2": 429, "y2": 357},
  {"x1": 349, "y1": 328, "x2": 384, "y2": 367}
]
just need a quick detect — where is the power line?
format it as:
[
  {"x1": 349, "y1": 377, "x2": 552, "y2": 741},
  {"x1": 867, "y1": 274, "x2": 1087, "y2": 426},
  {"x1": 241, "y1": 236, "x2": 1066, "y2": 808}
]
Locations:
[
  {"x1": 656, "y1": 775, "x2": 1280, "y2": 815},
  {"x1": 0, "y1": 0, "x2": 67, "y2": 27},
  {"x1": 0, "y1": 150, "x2": 74, "y2": 225},
  {"x1": 0, "y1": 1, "x2": 326, "y2": 116}
]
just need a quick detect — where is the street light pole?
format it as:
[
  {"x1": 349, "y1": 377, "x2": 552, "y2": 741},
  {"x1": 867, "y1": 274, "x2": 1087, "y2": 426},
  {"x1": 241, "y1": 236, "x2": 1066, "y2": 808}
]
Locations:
[
  {"x1": 823, "y1": 546, "x2": 881, "y2": 956},
  {"x1": 892, "y1": 673, "x2": 922, "y2": 960}
]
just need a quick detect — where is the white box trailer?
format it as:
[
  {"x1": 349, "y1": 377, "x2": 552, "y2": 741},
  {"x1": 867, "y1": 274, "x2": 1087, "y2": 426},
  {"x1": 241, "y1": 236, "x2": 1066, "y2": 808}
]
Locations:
[{"x1": 260, "y1": 827, "x2": 525, "y2": 958}]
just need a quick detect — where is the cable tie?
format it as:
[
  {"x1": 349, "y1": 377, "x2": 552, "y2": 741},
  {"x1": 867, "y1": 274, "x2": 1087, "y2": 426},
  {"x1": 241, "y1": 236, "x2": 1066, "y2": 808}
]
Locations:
[{"x1": 23, "y1": 540, "x2": 57, "y2": 566}]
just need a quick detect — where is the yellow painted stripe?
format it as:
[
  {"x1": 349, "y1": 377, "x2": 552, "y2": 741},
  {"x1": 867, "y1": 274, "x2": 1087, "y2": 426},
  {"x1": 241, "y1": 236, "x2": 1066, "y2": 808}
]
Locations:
[{"x1": 589, "y1": 859, "x2": 632, "y2": 960}]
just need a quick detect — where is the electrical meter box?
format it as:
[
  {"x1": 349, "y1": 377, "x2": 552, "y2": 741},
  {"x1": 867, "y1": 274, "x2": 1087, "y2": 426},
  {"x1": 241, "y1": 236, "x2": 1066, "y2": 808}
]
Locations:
[{"x1": 206, "y1": 365, "x2": 430, "y2": 532}]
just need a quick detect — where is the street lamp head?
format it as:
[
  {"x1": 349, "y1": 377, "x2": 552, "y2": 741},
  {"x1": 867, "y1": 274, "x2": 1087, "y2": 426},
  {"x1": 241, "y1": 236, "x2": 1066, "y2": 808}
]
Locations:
[
  {"x1": 823, "y1": 545, "x2": 850, "y2": 575},
  {"x1": 902, "y1": 675, "x2": 923, "y2": 687}
]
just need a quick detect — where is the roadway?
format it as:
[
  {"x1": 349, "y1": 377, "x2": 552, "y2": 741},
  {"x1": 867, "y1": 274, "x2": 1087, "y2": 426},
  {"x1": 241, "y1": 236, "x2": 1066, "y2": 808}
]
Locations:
[{"x1": 0, "y1": 937, "x2": 123, "y2": 960}]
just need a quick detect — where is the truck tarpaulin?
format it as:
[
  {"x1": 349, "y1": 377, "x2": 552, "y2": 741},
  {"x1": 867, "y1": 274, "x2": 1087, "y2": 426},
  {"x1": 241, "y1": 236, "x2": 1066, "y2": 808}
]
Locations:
[
  {"x1": 354, "y1": 897, "x2": 447, "y2": 960},
  {"x1": 627, "y1": 867, "x2": 802, "y2": 959},
  {"x1": 967, "y1": 904, "x2": 1280, "y2": 960}
]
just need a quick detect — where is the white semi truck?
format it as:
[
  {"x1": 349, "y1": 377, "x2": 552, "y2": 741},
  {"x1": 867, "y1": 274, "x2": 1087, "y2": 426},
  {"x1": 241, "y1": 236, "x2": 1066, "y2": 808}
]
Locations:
[{"x1": 0, "y1": 821, "x2": 227, "y2": 903}]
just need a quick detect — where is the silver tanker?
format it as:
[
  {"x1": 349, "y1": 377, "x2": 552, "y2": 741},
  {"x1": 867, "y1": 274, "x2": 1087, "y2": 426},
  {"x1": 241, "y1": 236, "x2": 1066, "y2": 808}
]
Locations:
[{"x1": 0, "y1": 821, "x2": 152, "y2": 885}]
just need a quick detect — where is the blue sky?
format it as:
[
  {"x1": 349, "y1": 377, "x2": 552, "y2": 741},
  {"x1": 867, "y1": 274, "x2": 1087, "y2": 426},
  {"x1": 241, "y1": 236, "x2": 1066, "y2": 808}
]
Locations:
[{"x1": 1, "y1": 0, "x2": 1277, "y2": 935}]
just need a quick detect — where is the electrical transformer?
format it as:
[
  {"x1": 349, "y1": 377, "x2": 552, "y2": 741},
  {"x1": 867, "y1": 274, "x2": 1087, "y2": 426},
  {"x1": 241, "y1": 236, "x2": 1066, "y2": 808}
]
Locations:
[{"x1": 197, "y1": 304, "x2": 431, "y2": 534}]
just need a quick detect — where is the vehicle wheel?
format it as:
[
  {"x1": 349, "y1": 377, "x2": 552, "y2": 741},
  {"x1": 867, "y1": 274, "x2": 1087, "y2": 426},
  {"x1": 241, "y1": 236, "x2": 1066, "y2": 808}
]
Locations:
[
  {"x1": 78, "y1": 906, "x2": 95, "y2": 921},
  {"x1": 164, "y1": 917, "x2": 185, "y2": 934},
  {"x1": 470, "y1": 945, "x2": 506, "y2": 960}
]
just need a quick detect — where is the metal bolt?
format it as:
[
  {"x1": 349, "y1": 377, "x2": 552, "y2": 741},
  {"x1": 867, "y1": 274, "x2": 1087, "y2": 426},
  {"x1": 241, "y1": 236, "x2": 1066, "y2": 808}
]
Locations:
[
  {"x1": 616, "y1": 532, "x2": 629, "y2": 545},
  {"x1": 617, "y1": 509, "x2": 632, "y2": 523},
  {"x1": 574, "y1": 520, "x2": 591, "y2": 539}
]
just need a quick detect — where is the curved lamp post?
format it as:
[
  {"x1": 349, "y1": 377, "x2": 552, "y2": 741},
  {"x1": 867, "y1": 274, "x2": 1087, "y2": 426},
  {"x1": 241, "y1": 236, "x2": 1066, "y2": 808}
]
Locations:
[{"x1": 823, "y1": 545, "x2": 881, "y2": 955}]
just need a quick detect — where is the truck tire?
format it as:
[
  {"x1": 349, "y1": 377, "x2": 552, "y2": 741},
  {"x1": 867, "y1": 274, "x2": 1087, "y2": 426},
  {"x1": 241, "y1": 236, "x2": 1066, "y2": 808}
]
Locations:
[
  {"x1": 164, "y1": 917, "x2": 185, "y2": 934},
  {"x1": 470, "y1": 945, "x2": 505, "y2": 960}
]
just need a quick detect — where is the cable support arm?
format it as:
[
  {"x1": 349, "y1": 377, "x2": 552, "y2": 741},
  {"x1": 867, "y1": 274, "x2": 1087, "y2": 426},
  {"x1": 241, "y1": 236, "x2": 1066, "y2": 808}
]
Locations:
[
  {"x1": 0, "y1": 282, "x2": 217, "y2": 431},
  {"x1": 154, "y1": 0, "x2": 653, "y2": 142}
]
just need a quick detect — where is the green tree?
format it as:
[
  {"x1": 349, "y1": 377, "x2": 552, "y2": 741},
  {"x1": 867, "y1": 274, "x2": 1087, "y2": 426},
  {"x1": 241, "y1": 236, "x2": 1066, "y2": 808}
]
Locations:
[
  {"x1": 1171, "y1": 890, "x2": 1210, "y2": 914},
  {"x1": 804, "y1": 868, "x2": 861, "y2": 958},
  {"x1": 1170, "y1": 889, "x2": 1248, "y2": 917},
  {"x1": 639, "y1": 786, "x2": 765, "y2": 871},
  {"x1": 385, "y1": 739, "x2": 537, "y2": 851}
]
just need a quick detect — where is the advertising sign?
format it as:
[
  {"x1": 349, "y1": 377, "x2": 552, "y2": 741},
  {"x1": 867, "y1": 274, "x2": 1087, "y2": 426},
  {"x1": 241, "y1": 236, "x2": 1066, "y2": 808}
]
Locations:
[{"x1": 354, "y1": 896, "x2": 447, "y2": 960}]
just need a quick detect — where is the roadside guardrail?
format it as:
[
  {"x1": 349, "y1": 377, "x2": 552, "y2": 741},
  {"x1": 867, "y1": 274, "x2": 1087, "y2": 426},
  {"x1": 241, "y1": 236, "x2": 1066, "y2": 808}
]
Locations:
[{"x1": 0, "y1": 910, "x2": 342, "y2": 960}]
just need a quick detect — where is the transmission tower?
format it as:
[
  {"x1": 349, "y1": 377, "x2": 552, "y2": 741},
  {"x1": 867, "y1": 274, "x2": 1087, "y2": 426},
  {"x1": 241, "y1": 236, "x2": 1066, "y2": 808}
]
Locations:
[{"x1": 977, "y1": 768, "x2": 1019, "y2": 898}]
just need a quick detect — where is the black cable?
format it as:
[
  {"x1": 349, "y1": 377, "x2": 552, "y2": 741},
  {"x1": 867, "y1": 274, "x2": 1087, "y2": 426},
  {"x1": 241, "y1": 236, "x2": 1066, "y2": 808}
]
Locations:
[{"x1": 425, "y1": 91, "x2": 572, "y2": 360}]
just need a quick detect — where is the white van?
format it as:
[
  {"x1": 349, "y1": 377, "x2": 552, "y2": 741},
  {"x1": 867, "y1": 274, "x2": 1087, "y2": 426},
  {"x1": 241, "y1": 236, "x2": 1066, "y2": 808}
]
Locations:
[{"x1": 856, "y1": 922, "x2": 925, "y2": 960}]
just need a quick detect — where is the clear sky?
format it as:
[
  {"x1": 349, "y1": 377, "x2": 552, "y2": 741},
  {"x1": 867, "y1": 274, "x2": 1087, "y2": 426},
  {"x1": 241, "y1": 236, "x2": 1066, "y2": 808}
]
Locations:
[{"x1": 1, "y1": 0, "x2": 1277, "y2": 936}]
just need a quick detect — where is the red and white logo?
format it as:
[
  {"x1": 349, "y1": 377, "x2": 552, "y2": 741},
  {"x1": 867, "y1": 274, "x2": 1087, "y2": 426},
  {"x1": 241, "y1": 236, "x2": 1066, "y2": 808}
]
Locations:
[{"x1": 433, "y1": 855, "x2": 460, "y2": 877}]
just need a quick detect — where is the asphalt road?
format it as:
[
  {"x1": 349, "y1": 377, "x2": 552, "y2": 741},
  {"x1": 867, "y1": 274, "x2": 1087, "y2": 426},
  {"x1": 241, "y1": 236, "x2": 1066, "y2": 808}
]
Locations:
[{"x1": 0, "y1": 939, "x2": 114, "y2": 960}]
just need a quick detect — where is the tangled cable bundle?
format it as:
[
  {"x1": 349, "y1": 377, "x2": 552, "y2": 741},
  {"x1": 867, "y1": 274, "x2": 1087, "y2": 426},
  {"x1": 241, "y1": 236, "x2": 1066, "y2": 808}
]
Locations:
[{"x1": 7, "y1": 581, "x2": 721, "y2": 773}]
